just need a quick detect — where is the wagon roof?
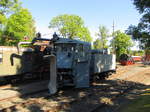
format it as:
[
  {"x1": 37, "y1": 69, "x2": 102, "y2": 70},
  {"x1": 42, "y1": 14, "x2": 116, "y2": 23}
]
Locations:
[{"x1": 55, "y1": 37, "x2": 91, "y2": 46}]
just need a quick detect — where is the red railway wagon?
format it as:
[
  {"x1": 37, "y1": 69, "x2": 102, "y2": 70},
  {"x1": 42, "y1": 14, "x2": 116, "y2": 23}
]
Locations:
[
  {"x1": 132, "y1": 56, "x2": 142, "y2": 62},
  {"x1": 120, "y1": 54, "x2": 134, "y2": 66},
  {"x1": 120, "y1": 60, "x2": 134, "y2": 65}
]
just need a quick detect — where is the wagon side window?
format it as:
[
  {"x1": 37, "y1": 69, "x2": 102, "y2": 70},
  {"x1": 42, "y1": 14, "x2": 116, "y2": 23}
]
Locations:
[
  {"x1": 77, "y1": 44, "x2": 86, "y2": 57},
  {"x1": 0, "y1": 52, "x2": 3, "y2": 64},
  {"x1": 78, "y1": 44, "x2": 83, "y2": 52},
  {"x1": 55, "y1": 44, "x2": 76, "y2": 52}
]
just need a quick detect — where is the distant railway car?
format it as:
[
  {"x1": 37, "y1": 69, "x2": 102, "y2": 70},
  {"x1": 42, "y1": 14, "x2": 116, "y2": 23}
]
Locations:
[
  {"x1": 132, "y1": 56, "x2": 142, "y2": 62},
  {"x1": 0, "y1": 33, "x2": 116, "y2": 94},
  {"x1": 120, "y1": 54, "x2": 134, "y2": 65}
]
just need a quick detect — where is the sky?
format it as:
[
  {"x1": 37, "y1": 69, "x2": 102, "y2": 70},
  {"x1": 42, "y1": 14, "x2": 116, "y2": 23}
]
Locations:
[{"x1": 21, "y1": 0, "x2": 140, "y2": 42}]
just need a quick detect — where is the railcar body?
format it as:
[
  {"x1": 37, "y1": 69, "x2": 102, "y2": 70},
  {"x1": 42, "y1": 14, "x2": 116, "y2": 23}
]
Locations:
[
  {"x1": 0, "y1": 46, "x2": 47, "y2": 84},
  {"x1": 0, "y1": 47, "x2": 35, "y2": 76},
  {"x1": 0, "y1": 34, "x2": 116, "y2": 94},
  {"x1": 90, "y1": 50, "x2": 116, "y2": 76},
  {"x1": 120, "y1": 54, "x2": 134, "y2": 65},
  {"x1": 54, "y1": 38, "x2": 91, "y2": 88}
]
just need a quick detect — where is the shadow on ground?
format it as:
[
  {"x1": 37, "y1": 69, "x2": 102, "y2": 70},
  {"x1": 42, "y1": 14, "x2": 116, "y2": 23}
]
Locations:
[{"x1": 13, "y1": 77, "x2": 150, "y2": 112}]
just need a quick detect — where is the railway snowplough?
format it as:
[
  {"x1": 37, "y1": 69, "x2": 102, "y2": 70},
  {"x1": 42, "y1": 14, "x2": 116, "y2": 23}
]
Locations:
[{"x1": 0, "y1": 33, "x2": 116, "y2": 94}]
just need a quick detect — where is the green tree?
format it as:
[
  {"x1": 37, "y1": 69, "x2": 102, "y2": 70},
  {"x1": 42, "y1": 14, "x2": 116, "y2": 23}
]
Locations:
[
  {"x1": 1, "y1": 8, "x2": 36, "y2": 45},
  {"x1": 0, "y1": 14, "x2": 6, "y2": 24},
  {"x1": 94, "y1": 25, "x2": 109, "y2": 49},
  {"x1": 112, "y1": 31, "x2": 133, "y2": 59},
  {"x1": 126, "y1": 0, "x2": 150, "y2": 52},
  {"x1": 131, "y1": 50, "x2": 144, "y2": 56},
  {"x1": 49, "y1": 14, "x2": 92, "y2": 42},
  {"x1": 0, "y1": 14, "x2": 6, "y2": 38},
  {"x1": 76, "y1": 27, "x2": 92, "y2": 42},
  {"x1": 0, "y1": 0, "x2": 20, "y2": 14},
  {"x1": 0, "y1": 0, "x2": 20, "y2": 40},
  {"x1": 0, "y1": 0, "x2": 20, "y2": 26},
  {"x1": 93, "y1": 38, "x2": 103, "y2": 49}
]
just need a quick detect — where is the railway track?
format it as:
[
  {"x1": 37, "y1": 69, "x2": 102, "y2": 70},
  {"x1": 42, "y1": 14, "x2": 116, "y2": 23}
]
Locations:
[
  {"x1": 0, "y1": 79, "x2": 138, "y2": 112},
  {"x1": 0, "y1": 80, "x2": 50, "y2": 109},
  {"x1": 66, "y1": 80, "x2": 136, "y2": 112},
  {"x1": 90, "y1": 84, "x2": 134, "y2": 112}
]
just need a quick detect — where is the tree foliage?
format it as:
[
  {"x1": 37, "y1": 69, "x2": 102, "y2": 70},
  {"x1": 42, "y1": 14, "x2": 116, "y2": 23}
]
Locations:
[
  {"x1": 133, "y1": 0, "x2": 150, "y2": 13},
  {"x1": 0, "y1": 0, "x2": 35, "y2": 46},
  {"x1": 49, "y1": 14, "x2": 92, "y2": 42},
  {"x1": 1, "y1": 8, "x2": 36, "y2": 45},
  {"x1": 111, "y1": 31, "x2": 133, "y2": 59},
  {"x1": 131, "y1": 50, "x2": 144, "y2": 56},
  {"x1": 93, "y1": 25, "x2": 109, "y2": 49},
  {"x1": 0, "y1": 0, "x2": 20, "y2": 14},
  {"x1": 93, "y1": 38, "x2": 103, "y2": 49},
  {"x1": 0, "y1": 0, "x2": 20, "y2": 24},
  {"x1": 126, "y1": 0, "x2": 150, "y2": 51}
]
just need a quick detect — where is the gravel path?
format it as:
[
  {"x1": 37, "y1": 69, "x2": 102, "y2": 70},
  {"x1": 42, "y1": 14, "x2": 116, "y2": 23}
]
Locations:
[
  {"x1": 109, "y1": 63, "x2": 150, "y2": 85},
  {"x1": 99, "y1": 63, "x2": 150, "y2": 112}
]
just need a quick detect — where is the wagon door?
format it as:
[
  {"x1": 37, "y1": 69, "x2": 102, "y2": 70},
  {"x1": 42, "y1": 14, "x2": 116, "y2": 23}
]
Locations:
[{"x1": 74, "y1": 44, "x2": 91, "y2": 88}]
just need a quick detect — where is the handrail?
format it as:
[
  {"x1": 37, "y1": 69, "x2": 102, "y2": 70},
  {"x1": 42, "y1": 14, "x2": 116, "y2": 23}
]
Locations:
[{"x1": 17, "y1": 42, "x2": 31, "y2": 54}]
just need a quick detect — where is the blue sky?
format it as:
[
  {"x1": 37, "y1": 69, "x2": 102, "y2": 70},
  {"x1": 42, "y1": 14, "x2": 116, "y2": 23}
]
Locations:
[{"x1": 21, "y1": 0, "x2": 140, "y2": 40}]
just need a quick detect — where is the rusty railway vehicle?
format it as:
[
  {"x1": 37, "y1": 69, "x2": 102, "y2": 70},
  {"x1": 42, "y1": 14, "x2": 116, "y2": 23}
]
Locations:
[
  {"x1": 0, "y1": 33, "x2": 116, "y2": 94},
  {"x1": 119, "y1": 54, "x2": 135, "y2": 65}
]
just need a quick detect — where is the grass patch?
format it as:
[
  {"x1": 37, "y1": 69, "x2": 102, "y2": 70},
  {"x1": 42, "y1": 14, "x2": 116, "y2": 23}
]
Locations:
[{"x1": 121, "y1": 89, "x2": 150, "y2": 112}]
